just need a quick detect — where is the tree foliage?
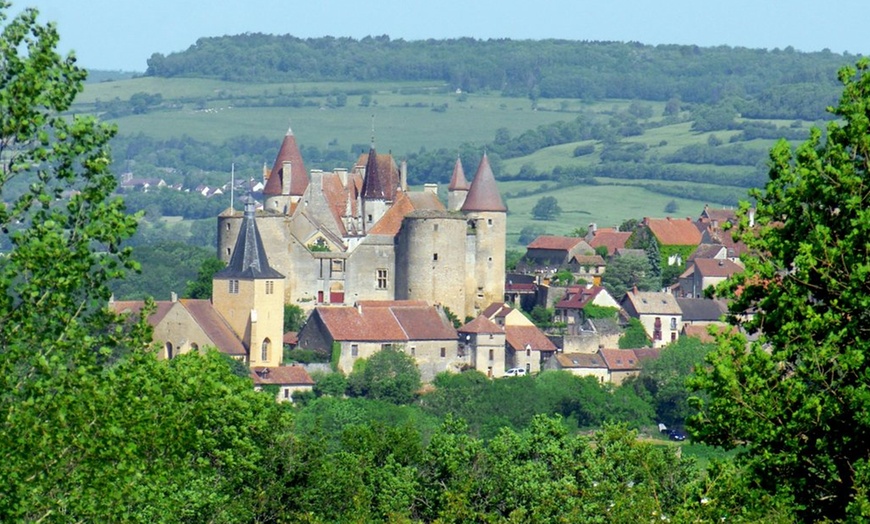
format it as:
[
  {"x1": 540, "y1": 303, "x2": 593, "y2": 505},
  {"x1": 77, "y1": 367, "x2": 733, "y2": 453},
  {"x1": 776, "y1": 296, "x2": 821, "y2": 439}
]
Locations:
[
  {"x1": 690, "y1": 58, "x2": 870, "y2": 522},
  {"x1": 531, "y1": 195, "x2": 563, "y2": 221},
  {"x1": 347, "y1": 347, "x2": 422, "y2": 404},
  {"x1": 602, "y1": 254, "x2": 660, "y2": 299}
]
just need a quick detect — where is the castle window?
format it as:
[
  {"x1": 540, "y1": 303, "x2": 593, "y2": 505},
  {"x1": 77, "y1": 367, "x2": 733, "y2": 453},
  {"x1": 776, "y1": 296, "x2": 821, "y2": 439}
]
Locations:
[
  {"x1": 226, "y1": 223, "x2": 230, "y2": 231},
  {"x1": 351, "y1": 344, "x2": 359, "y2": 357},
  {"x1": 377, "y1": 269, "x2": 388, "y2": 290},
  {"x1": 165, "y1": 342, "x2": 174, "y2": 359},
  {"x1": 226, "y1": 247, "x2": 231, "y2": 257},
  {"x1": 440, "y1": 347, "x2": 446, "y2": 358},
  {"x1": 488, "y1": 349, "x2": 494, "y2": 361},
  {"x1": 228, "y1": 279, "x2": 239, "y2": 294},
  {"x1": 367, "y1": 214, "x2": 373, "y2": 223},
  {"x1": 488, "y1": 218, "x2": 493, "y2": 226},
  {"x1": 265, "y1": 280, "x2": 274, "y2": 294},
  {"x1": 411, "y1": 346, "x2": 416, "y2": 356},
  {"x1": 261, "y1": 338, "x2": 271, "y2": 362},
  {"x1": 434, "y1": 224, "x2": 439, "y2": 232},
  {"x1": 433, "y1": 253, "x2": 438, "y2": 261}
]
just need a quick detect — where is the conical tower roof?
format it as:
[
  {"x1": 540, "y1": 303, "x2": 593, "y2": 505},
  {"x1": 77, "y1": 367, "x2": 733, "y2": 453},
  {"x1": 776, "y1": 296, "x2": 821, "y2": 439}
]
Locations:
[
  {"x1": 263, "y1": 126, "x2": 308, "y2": 197},
  {"x1": 448, "y1": 156, "x2": 469, "y2": 190},
  {"x1": 461, "y1": 153, "x2": 506, "y2": 212},
  {"x1": 215, "y1": 198, "x2": 284, "y2": 280},
  {"x1": 361, "y1": 146, "x2": 387, "y2": 199}
]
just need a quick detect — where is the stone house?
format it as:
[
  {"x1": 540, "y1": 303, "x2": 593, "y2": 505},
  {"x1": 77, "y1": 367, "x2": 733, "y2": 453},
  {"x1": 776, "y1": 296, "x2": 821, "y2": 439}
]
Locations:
[
  {"x1": 505, "y1": 324, "x2": 558, "y2": 374},
  {"x1": 458, "y1": 315, "x2": 506, "y2": 378},
  {"x1": 621, "y1": 287, "x2": 683, "y2": 348},
  {"x1": 675, "y1": 297, "x2": 728, "y2": 330},
  {"x1": 586, "y1": 225, "x2": 632, "y2": 256},
  {"x1": 547, "y1": 352, "x2": 609, "y2": 382},
  {"x1": 676, "y1": 258, "x2": 743, "y2": 298},
  {"x1": 296, "y1": 300, "x2": 459, "y2": 382},
  {"x1": 251, "y1": 365, "x2": 314, "y2": 402},
  {"x1": 554, "y1": 284, "x2": 620, "y2": 335},
  {"x1": 516, "y1": 235, "x2": 595, "y2": 278}
]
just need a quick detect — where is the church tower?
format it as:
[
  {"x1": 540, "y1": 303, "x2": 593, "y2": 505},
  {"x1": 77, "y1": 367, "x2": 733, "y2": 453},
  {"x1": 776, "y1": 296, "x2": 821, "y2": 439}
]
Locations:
[
  {"x1": 263, "y1": 125, "x2": 309, "y2": 214},
  {"x1": 447, "y1": 156, "x2": 469, "y2": 211},
  {"x1": 360, "y1": 146, "x2": 388, "y2": 233},
  {"x1": 461, "y1": 153, "x2": 507, "y2": 315},
  {"x1": 212, "y1": 197, "x2": 285, "y2": 368}
]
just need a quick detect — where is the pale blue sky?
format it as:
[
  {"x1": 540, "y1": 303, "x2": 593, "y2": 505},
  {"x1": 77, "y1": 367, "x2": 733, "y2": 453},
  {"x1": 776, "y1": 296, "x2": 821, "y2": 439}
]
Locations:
[{"x1": 13, "y1": 0, "x2": 869, "y2": 72}]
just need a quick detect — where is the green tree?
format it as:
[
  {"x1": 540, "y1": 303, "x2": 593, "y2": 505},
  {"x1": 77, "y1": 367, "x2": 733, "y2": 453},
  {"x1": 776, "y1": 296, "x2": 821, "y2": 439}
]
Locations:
[
  {"x1": 619, "y1": 318, "x2": 650, "y2": 349},
  {"x1": 531, "y1": 195, "x2": 562, "y2": 221},
  {"x1": 518, "y1": 224, "x2": 546, "y2": 245},
  {"x1": 690, "y1": 59, "x2": 870, "y2": 522},
  {"x1": 602, "y1": 254, "x2": 659, "y2": 299},
  {"x1": 283, "y1": 303, "x2": 306, "y2": 332},
  {"x1": 347, "y1": 347, "x2": 421, "y2": 404},
  {"x1": 183, "y1": 255, "x2": 225, "y2": 298}
]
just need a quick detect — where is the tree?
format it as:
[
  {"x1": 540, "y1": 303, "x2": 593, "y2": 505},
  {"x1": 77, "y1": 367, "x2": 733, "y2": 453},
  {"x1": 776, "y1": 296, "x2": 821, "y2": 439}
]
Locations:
[
  {"x1": 183, "y1": 255, "x2": 225, "y2": 298},
  {"x1": 618, "y1": 318, "x2": 650, "y2": 349},
  {"x1": 531, "y1": 195, "x2": 562, "y2": 221},
  {"x1": 347, "y1": 347, "x2": 421, "y2": 404},
  {"x1": 689, "y1": 59, "x2": 870, "y2": 522},
  {"x1": 602, "y1": 254, "x2": 659, "y2": 299},
  {"x1": 283, "y1": 303, "x2": 306, "y2": 332},
  {"x1": 518, "y1": 224, "x2": 545, "y2": 245}
]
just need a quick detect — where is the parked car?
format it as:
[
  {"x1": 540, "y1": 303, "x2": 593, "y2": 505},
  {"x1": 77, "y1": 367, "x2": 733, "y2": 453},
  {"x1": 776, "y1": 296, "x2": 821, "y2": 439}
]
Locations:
[
  {"x1": 668, "y1": 429, "x2": 687, "y2": 442},
  {"x1": 504, "y1": 367, "x2": 527, "y2": 377}
]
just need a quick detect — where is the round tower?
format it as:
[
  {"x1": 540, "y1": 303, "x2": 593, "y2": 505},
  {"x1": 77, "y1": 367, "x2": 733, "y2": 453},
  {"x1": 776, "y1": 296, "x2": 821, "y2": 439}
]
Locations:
[{"x1": 263, "y1": 125, "x2": 309, "y2": 214}]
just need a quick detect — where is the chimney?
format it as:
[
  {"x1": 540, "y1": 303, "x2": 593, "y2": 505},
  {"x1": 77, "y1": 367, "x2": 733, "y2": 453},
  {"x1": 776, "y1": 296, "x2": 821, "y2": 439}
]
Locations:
[
  {"x1": 281, "y1": 161, "x2": 292, "y2": 195},
  {"x1": 400, "y1": 160, "x2": 408, "y2": 191},
  {"x1": 171, "y1": 291, "x2": 177, "y2": 303},
  {"x1": 632, "y1": 285, "x2": 639, "y2": 295},
  {"x1": 424, "y1": 183, "x2": 438, "y2": 195}
]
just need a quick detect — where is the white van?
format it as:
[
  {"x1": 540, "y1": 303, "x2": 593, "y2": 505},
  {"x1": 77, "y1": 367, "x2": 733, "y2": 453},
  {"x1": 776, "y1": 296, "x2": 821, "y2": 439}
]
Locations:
[{"x1": 505, "y1": 367, "x2": 527, "y2": 377}]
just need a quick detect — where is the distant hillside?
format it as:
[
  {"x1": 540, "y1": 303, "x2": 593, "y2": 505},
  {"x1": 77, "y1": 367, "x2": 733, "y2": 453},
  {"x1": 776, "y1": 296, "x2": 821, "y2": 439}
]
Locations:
[{"x1": 145, "y1": 35, "x2": 850, "y2": 119}]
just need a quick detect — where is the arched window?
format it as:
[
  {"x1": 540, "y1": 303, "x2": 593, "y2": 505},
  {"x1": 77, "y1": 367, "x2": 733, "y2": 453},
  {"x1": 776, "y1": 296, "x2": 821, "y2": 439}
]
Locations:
[
  {"x1": 261, "y1": 338, "x2": 271, "y2": 362},
  {"x1": 165, "y1": 342, "x2": 173, "y2": 359}
]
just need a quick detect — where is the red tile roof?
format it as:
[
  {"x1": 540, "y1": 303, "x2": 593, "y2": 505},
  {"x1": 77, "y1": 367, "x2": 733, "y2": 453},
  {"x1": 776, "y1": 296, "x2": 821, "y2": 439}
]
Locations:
[
  {"x1": 458, "y1": 315, "x2": 504, "y2": 334},
  {"x1": 505, "y1": 325, "x2": 557, "y2": 352},
  {"x1": 694, "y1": 258, "x2": 743, "y2": 278},
  {"x1": 555, "y1": 352, "x2": 607, "y2": 369},
  {"x1": 315, "y1": 302, "x2": 457, "y2": 342},
  {"x1": 588, "y1": 230, "x2": 632, "y2": 254},
  {"x1": 180, "y1": 299, "x2": 248, "y2": 356},
  {"x1": 527, "y1": 235, "x2": 586, "y2": 251},
  {"x1": 391, "y1": 307, "x2": 458, "y2": 340},
  {"x1": 644, "y1": 217, "x2": 702, "y2": 246},
  {"x1": 555, "y1": 285, "x2": 604, "y2": 310},
  {"x1": 599, "y1": 348, "x2": 641, "y2": 371},
  {"x1": 481, "y1": 302, "x2": 512, "y2": 319},
  {"x1": 448, "y1": 157, "x2": 469, "y2": 190},
  {"x1": 250, "y1": 365, "x2": 314, "y2": 386},
  {"x1": 461, "y1": 153, "x2": 506, "y2": 212},
  {"x1": 368, "y1": 190, "x2": 445, "y2": 237},
  {"x1": 264, "y1": 126, "x2": 308, "y2": 197}
]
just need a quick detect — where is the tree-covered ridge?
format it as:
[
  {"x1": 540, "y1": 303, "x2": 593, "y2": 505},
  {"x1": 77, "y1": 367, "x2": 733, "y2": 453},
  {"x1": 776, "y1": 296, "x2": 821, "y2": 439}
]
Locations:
[{"x1": 145, "y1": 34, "x2": 848, "y2": 117}]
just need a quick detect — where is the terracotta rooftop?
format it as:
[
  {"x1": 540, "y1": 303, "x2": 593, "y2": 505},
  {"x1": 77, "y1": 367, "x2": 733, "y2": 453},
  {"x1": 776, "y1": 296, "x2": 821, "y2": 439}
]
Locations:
[
  {"x1": 623, "y1": 289, "x2": 682, "y2": 315},
  {"x1": 481, "y1": 302, "x2": 512, "y2": 319},
  {"x1": 263, "y1": 126, "x2": 309, "y2": 197},
  {"x1": 599, "y1": 348, "x2": 642, "y2": 371},
  {"x1": 357, "y1": 150, "x2": 399, "y2": 202},
  {"x1": 505, "y1": 325, "x2": 557, "y2": 352},
  {"x1": 644, "y1": 217, "x2": 702, "y2": 246},
  {"x1": 588, "y1": 230, "x2": 632, "y2": 254},
  {"x1": 180, "y1": 299, "x2": 248, "y2": 356},
  {"x1": 250, "y1": 365, "x2": 314, "y2": 386},
  {"x1": 694, "y1": 258, "x2": 743, "y2": 278},
  {"x1": 315, "y1": 302, "x2": 457, "y2": 342},
  {"x1": 461, "y1": 153, "x2": 506, "y2": 212},
  {"x1": 555, "y1": 352, "x2": 607, "y2": 369},
  {"x1": 368, "y1": 190, "x2": 445, "y2": 237},
  {"x1": 555, "y1": 285, "x2": 604, "y2": 310},
  {"x1": 682, "y1": 324, "x2": 738, "y2": 344},
  {"x1": 458, "y1": 315, "x2": 504, "y2": 334},
  {"x1": 527, "y1": 235, "x2": 585, "y2": 251},
  {"x1": 448, "y1": 156, "x2": 469, "y2": 190}
]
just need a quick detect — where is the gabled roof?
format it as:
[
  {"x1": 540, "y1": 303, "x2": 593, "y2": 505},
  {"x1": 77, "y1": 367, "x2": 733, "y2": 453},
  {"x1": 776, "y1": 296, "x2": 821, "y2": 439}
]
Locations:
[
  {"x1": 572, "y1": 254, "x2": 606, "y2": 266},
  {"x1": 458, "y1": 315, "x2": 504, "y2": 334},
  {"x1": 675, "y1": 297, "x2": 728, "y2": 322},
  {"x1": 622, "y1": 288, "x2": 682, "y2": 315},
  {"x1": 481, "y1": 302, "x2": 512, "y2": 319},
  {"x1": 180, "y1": 299, "x2": 248, "y2": 356},
  {"x1": 214, "y1": 199, "x2": 284, "y2": 280},
  {"x1": 599, "y1": 348, "x2": 642, "y2": 371},
  {"x1": 250, "y1": 365, "x2": 314, "y2": 386},
  {"x1": 461, "y1": 153, "x2": 506, "y2": 212},
  {"x1": 263, "y1": 126, "x2": 308, "y2": 197},
  {"x1": 448, "y1": 157, "x2": 469, "y2": 190},
  {"x1": 694, "y1": 258, "x2": 743, "y2": 278},
  {"x1": 555, "y1": 285, "x2": 604, "y2": 310},
  {"x1": 644, "y1": 217, "x2": 702, "y2": 246},
  {"x1": 555, "y1": 352, "x2": 607, "y2": 369},
  {"x1": 314, "y1": 301, "x2": 457, "y2": 342},
  {"x1": 505, "y1": 325, "x2": 557, "y2": 352},
  {"x1": 689, "y1": 243, "x2": 728, "y2": 261},
  {"x1": 368, "y1": 190, "x2": 445, "y2": 237},
  {"x1": 588, "y1": 230, "x2": 632, "y2": 255},
  {"x1": 527, "y1": 235, "x2": 588, "y2": 251}
]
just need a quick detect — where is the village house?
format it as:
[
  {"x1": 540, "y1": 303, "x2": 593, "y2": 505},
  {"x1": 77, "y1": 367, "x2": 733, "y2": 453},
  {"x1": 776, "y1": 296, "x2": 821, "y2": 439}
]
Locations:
[
  {"x1": 516, "y1": 235, "x2": 594, "y2": 278},
  {"x1": 620, "y1": 287, "x2": 683, "y2": 348},
  {"x1": 458, "y1": 315, "x2": 507, "y2": 378},
  {"x1": 585, "y1": 224, "x2": 631, "y2": 255},
  {"x1": 554, "y1": 284, "x2": 620, "y2": 335},
  {"x1": 676, "y1": 258, "x2": 743, "y2": 298}
]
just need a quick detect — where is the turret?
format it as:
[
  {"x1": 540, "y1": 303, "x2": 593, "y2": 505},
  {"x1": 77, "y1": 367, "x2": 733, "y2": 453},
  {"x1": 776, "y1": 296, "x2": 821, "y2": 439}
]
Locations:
[
  {"x1": 447, "y1": 156, "x2": 469, "y2": 211},
  {"x1": 263, "y1": 125, "x2": 309, "y2": 214}
]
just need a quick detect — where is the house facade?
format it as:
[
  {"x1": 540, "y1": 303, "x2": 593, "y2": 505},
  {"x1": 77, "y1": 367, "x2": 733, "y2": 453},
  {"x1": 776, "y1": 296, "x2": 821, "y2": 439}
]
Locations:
[{"x1": 621, "y1": 287, "x2": 683, "y2": 348}]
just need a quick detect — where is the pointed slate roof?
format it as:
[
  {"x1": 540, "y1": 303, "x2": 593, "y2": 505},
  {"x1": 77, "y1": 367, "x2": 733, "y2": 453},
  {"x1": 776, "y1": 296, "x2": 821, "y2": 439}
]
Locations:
[
  {"x1": 361, "y1": 146, "x2": 387, "y2": 200},
  {"x1": 448, "y1": 157, "x2": 469, "y2": 190},
  {"x1": 461, "y1": 153, "x2": 506, "y2": 212},
  {"x1": 263, "y1": 126, "x2": 308, "y2": 197},
  {"x1": 215, "y1": 198, "x2": 284, "y2": 280}
]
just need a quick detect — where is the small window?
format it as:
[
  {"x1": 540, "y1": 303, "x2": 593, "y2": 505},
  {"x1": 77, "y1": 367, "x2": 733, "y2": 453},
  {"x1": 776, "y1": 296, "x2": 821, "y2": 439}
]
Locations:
[
  {"x1": 434, "y1": 224, "x2": 439, "y2": 232},
  {"x1": 283, "y1": 388, "x2": 290, "y2": 399},
  {"x1": 265, "y1": 280, "x2": 274, "y2": 294},
  {"x1": 526, "y1": 348, "x2": 531, "y2": 357},
  {"x1": 487, "y1": 218, "x2": 493, "y2": 226},
  {"x1": 440, "y1": 347, "x2": 446, "y2": 358},
  {"x1": 225, "y1": 223, "x2": 230, "y2": 231},
  {"x1": 377, "y1": 269, "x2": 388, "y2": 290},
  {"x1": 670, "y1": 317, "x2": 677, "y2": 330},
  {"x1": 411, "y1": 346, "x2": 416, "y2": 356},
  {"x1": 351, "y1": 344, "x2": 359, "y2": 357},
  {"x1": 226, "y1": 247, "x2": 231, "y2": 257},
  {"x1": 433, "y1": 253, "x2": 438, "y2": 261},
  {"x1": 261, "y1": 338, "x2": 271, "y2": 362},
  {"x1": 228, "y1": 279, "x2": 239, "y2": 294},
  {"x1": 367, "y1": 214, "x2": 373, "y2": 223},
  {"x1": 488, "y1": 349, "x2": 494, "y2": 361}
]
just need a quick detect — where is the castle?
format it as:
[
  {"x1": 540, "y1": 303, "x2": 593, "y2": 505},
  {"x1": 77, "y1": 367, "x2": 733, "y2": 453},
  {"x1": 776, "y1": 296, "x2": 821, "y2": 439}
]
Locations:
[{"x1": 217, "y1": 127, "x2": 506, "y2": 321}]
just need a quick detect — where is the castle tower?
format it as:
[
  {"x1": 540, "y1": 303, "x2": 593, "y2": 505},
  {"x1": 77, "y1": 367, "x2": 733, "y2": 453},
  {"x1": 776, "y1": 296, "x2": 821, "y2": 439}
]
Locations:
[
  {"x1": 212, "y1": 197, "x2": 286, "y2": 367},
  {"x1": 461, "y1": 153, "x2": 507, "y2": 316},
  {"x1": 447, "y1": 156, "x2": 469, "y2": 211},
  {"x1": 263, "y1": 125, "x2": 309, "y2": 214},
  {"x1": 360, "y1": 146, "x2": 388, "y2": 233}
]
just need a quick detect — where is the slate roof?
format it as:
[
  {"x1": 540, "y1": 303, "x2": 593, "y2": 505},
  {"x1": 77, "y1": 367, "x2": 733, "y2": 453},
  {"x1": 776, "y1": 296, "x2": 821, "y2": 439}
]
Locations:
[
  {"x1": 644, "y1": 217, "x2": 702, "y2": 246},
  {"x1": 676, "y1": 297, "x2": 728, "y2": 322},
  {"x1": 215, "y1": 199, "x2": 284, "y2": 280},
  {"x1": 461, "y1": 153, "x2": 506, "y2": 212},
  {"x1": 357, "y1": 150, "x2": 399, "y2": 202},
  {"x1": 448, "y1": 156, "x2": 469, "y2": 190},
  {"x1": 555, "y1": 285, "x2": 604, "y2": 310},
  {"x1": 689, "y1": 243, "x2": 727, "y2": 261},
  {"x1": 555, "y1": 352, "x2": 607, "y2": 369},
  {"x1": 623, "y1": 289, "x2": 682, "y2": 315},
  {"x1": 263, "y1": 126, "x2": 308, "y2": 197},
  {"x1": 250, "y1": 365, "x2": 314, "y2": 386},
  {"x1": 505, "y1": 325, "x2": 557, "y2": 352},
  {"x1": 458, "y1": 315, "x2": 504, "y2": 334}
]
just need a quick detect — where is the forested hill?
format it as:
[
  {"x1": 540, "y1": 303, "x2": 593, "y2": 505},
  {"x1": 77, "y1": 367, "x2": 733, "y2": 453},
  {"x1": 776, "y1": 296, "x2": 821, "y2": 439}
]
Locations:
[{"x1": 145, "y1": 34, "x2": 850, "y2": 119}]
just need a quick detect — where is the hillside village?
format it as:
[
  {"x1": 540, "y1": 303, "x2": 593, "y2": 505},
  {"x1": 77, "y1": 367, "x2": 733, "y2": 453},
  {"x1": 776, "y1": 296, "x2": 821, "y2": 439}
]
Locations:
[{"x1": 113, "y1": 125, "x2": 747, "y2": 401}]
